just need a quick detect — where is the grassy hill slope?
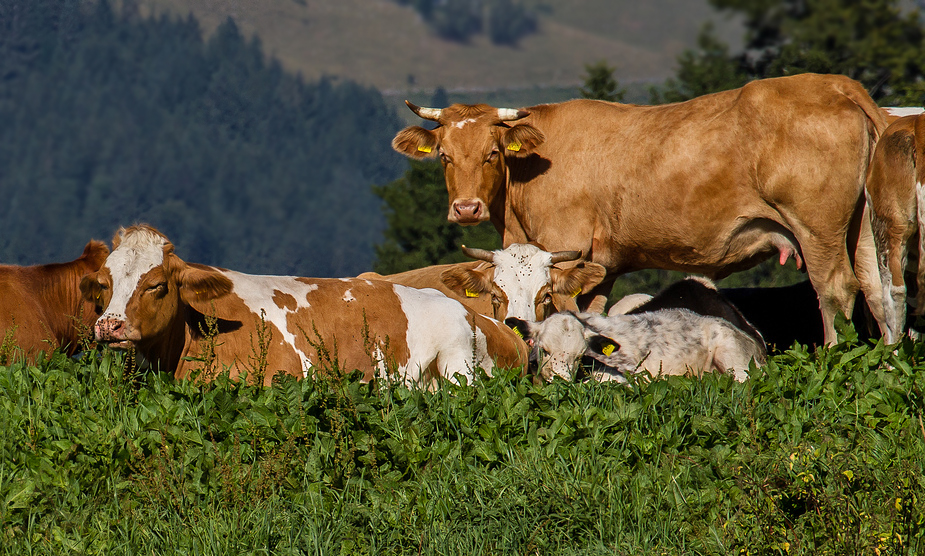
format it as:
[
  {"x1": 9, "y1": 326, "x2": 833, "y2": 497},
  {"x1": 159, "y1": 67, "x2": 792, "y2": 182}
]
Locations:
[{"x1": 130, "y1": 0, "x2": 741, "y2": 95}]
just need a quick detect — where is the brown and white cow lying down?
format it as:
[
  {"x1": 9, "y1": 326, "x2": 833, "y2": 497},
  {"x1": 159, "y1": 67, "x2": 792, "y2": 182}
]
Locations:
[
  {"x1": 393, "y1": 73, "x2": 889, "y2": 345},
  {"x1": 359, "y1": 244, "x2": 606, "y2": 322},
  {"x1": 866, "y1": 113, "x2": 925, "y2": 342},
  {"x1": 507, "y1": 309, "x2": 766, "y2": 383},
  {"x1": 0, "y1": 240, "x2": 109, "y2": 362},
  {"x1": 80, "y1": 226, "x2": 528, "y2": 386}
]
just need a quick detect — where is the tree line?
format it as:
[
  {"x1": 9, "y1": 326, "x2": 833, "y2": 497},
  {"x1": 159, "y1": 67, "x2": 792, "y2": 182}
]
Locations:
[
  {"x1": 0, "y1": 0, "x2": 404, "y2": 277},
  {"x1": 5, "y1": 0, "x2": 925, "y2": 290}
]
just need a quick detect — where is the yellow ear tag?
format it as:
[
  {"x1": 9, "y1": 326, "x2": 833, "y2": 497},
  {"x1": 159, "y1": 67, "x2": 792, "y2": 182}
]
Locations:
[
  {"x1": 465, "y1": 289, "x2": 480, "y2": 298},
  {"x1": 507, "y1": 142, "x2": 522, "y2": 152},
  {"x1": 601, "y1": 343, "x2": 615, "y2": 356},
  {"x1": 417, "y1": 145, "x2": 432, "y2": 153},
  {"x1": 513, "y1": 327, "x2": 523, "y2": 339},
  {"x1": 571, "y1": 289, "x2": 582, "y2": 298}
]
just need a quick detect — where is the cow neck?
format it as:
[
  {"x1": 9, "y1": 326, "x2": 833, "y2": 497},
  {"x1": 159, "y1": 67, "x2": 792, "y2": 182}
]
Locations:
[
  {"x1": 35, "y1": 261, "x2": 97, "y2": 348},
  {"x1": 136, "y1": 301, "x2": 191, "y2": 377},
  {"x1": 496, "y1": 164, "x2": 530, "y2": 244}
]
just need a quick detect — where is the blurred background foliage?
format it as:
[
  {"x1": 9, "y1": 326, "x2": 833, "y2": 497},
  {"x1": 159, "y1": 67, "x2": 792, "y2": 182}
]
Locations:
[
  {"x1": 0, "y1": 0, "x2": 922, "y2": 291},
  {"x1": 0, "y1": 0, "x2": 404, "y2": 276}
]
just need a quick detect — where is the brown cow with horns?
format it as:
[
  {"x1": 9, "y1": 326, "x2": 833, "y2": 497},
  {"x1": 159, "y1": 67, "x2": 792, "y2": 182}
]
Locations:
[{"x1": 392, "y1": 73, "x2": 888, "y2": 343}]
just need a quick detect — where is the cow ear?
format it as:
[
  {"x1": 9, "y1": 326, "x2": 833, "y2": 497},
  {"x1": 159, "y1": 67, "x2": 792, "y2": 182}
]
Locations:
[
  {"x1": 392, "y1": 126, "x2": 439, "y2": 159},
  {"x1": 587, "y1": 334, "x2": 620, "y2": 358},
  {"x1": 80, "y1": 240, "x2": 110, "y2": 267},
  {"x1": 441, "y1": 265, "x2": 493, "y2": 299},
  {"x1": 551, "y1": 262, "x2": 607, "y2": 298},
  {"x1": 79, "y1": 272, "x2": 103, "y2": 304},
  {"x1": 501, "y1": 123, "x2": 545, "y2": 157},
  {"x1": 177, "y1": 267, "x2": 234, "y2": 304}
]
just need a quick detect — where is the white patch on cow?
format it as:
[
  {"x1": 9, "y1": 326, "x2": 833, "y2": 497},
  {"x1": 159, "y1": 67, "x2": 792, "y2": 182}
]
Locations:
[
  {"x1": 491, "y1": 244, "x2": 553, "y2": 321},
  {"x1": 102, "y1": 229, "x2": 168, "y2": 321},
  {"x1": 364, "y1": 280, "x2": 373, "y2": 286},
  {"x1": 220, "y1": 270, "x2": 319, "y2": 374},
  {"x1": 391, "y1": 285, "x2": 489, "y2": 384},
  {"x1": 343, "y1": 290, "x2": 355, "y2": 302},
  {"x1": 608, "y1": 293, "x2": 653, "y2": 316},
  {"x1": 454, "y1": 118, "x2": 477, "y2": 129},
  {"x1": 884, "y1": 107, "x2": 925, "y2": 117}
]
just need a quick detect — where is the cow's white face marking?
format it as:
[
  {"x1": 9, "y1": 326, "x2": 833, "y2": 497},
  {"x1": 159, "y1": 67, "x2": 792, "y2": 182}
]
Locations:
[
  {"x1": 492, "y1": 244, "x2": 554, "y2": 321},
  {"x1": 454, "y1": 118, "x2": 477, "y2": 129},
  {"x1": 221, "y1": 271, "x2": 319, "y2": 374},
  {"x1": 102, "y1": 229, "x2": 167, "y2": 321},
  {"x1": 343, "y1": 290, "x2": 355, "y2": 302}
]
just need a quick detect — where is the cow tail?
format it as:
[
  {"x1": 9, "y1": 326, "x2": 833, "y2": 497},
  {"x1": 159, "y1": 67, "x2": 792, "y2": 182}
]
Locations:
[{"x1": 913, "y1": 115, "x2": 925, "y2": 315}]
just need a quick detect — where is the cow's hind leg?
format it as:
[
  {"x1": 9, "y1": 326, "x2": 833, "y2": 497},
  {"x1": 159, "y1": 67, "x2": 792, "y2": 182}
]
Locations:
[
  {"x1": 851, "y1": 198, "x2": 891, "y2": 340},
  {"x1": 868, "y1": 195, "x2": 913, "y2": 343},
  {"x1": 799, "y1": 241, "x2": 860, "y2": 345}
]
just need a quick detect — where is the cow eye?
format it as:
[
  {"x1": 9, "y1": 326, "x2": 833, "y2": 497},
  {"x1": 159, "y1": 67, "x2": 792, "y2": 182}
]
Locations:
[
  {"x1": 98, "y1": 283, "x2": 109, "y2": 291},
  {"x1": 486, "y1": 149, "x2": 499, "y2": 162},
  {"x1": 146, "y1": 283, "x2": 166, "y2": 294},
  {"x1": 440, "y1": 152, "x2": 451, "y2": 164}
]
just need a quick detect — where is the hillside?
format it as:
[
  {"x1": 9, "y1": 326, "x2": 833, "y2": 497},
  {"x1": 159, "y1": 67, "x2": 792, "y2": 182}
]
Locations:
[{"x1": 130, "y1": 0, "x2": 741, "y2": 95}]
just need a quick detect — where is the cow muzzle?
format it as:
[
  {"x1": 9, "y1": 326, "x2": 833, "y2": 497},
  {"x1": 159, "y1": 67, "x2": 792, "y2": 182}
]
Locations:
[
  {"x1": 450, "y1": 199, "x2": 487, "y2": 224},
  {"x1": 94, "y1": 317, "x2": 135, "y2": 349}
]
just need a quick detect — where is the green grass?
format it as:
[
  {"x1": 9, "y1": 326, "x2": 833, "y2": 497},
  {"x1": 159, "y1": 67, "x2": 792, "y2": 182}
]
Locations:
[{"x1": 1, "y1": 324, "x2": 924, "y2": 554}]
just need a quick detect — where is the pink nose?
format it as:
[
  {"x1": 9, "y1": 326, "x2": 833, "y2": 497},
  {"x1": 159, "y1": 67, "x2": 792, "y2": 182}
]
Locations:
[
  {"x1": 95, "y1": 318, "x2": 126, "y2": 341},
  {"x1": 452, "y1": 200, "x2": 484, "y2": 222}
]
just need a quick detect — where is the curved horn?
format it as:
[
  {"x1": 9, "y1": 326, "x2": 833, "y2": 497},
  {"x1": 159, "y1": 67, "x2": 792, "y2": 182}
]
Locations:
[
  {"x1": 498, "y1": 108, "x2": 529, "y2": 121},
  {"x1": 461, "y1": 245, "x2": 495, "y2": 263},
  {"x1": 405, "y1": 100, "x2": 442, "y2": 122},
  {"x1": 549, "y1": 250, "x2": 582, "y2": 264}
]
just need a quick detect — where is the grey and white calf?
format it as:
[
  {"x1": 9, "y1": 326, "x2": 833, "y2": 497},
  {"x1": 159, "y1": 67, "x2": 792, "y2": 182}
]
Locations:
[
  {"x1": 608, "y1": 276, "x2": 766, "y2": 352},
  {"x1": 508, "y1": 309, "x2": 766, "y2": 383}
]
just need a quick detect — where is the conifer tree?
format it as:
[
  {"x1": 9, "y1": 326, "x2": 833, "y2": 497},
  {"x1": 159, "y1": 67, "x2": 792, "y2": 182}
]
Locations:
[{"x1": 579, "y1": 60, "x2": 625, "y2": 102}]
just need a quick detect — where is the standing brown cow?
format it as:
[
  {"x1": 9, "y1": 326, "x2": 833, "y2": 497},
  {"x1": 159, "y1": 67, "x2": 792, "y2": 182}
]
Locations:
[
  {"x1": 866, "y1": 114, "x2": 925, "y2": 341},
  {"x1": 0, "y1": 241, "x2": 109, "y2": 362},
  {"x1": 392, "y1": 73, "x2": 887, "y2": 344}
]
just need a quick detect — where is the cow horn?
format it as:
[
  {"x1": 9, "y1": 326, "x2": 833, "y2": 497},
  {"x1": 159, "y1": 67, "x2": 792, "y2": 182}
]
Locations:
[
  {"x1": 461, "y1": 245, "x2": 495, "y2": 263},
  {"x1": 550, "y1": 250, "x2": 582, "y2": 264},
  {"x1": 498, "y1": 108, "x2": 529, "y2": 121},
  {"x1": 405, "y1": 100, "x2": 442, "y2": 122}
]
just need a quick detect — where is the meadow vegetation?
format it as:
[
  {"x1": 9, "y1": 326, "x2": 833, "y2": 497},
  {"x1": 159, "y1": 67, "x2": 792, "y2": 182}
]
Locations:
[{"x1": 0, "y1": 319, "x2": 923, "y2": 554}]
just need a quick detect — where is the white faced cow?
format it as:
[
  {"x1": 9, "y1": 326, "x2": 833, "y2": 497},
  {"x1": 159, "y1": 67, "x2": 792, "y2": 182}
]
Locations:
[
  {"x1": 392, "y1": 73, "x2": 889, "y2": 344},
  {"x1": 359, "y1": 243, "x2": 606, "y2": 322},
  {"x1": 81, "y1": 226, "x2": 528, "y2": 386}
]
